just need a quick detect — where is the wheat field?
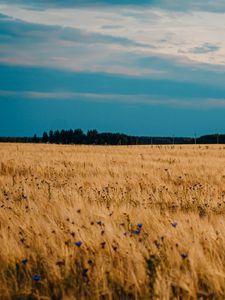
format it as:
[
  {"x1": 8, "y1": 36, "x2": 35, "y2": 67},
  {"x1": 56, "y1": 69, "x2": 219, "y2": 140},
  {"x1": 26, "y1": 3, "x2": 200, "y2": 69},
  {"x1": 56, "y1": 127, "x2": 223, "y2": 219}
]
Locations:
[{"x1": 0, "y1": 143, "x2": 225, "y2": 299}]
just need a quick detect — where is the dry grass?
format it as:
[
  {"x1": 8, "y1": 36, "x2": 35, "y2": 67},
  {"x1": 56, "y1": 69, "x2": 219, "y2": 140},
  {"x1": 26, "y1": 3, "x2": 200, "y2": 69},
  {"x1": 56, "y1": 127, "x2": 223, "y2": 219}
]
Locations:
[{"x1": 0, "y1": 143, "x2": 225, "y2": 299}]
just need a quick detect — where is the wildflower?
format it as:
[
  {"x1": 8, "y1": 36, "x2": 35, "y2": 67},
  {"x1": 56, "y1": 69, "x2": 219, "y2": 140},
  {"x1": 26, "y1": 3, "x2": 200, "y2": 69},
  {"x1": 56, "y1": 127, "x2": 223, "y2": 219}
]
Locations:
[
  {"x1": 171, "y1": 222, "x2": 178, "y2": 228},
  {"x1": 82, "y1": 268, "x2": 89, "y2": 277},
  {"x1": 133, "y1": 229, "x2": 141, "y2": 235},
  {"x1": 32, "y1": 275, "x2": 41, "y2": 282},
  {"x1": 180, "y1": 253, "x2": 188, "y2": 260},
  {"x1": 100, "y1": 241, "x2": 106, "y2": 249},
  {"x1": 21, "y1": 259, "x2": 28, "y2": 265},
  {"x1": 154, "y1": 240, "x2": 160, "y2": 249},
  {"x1": 56, "y1": 260, "x2": 65, "y2": 266},
  {"x1": 22, "y1": 194, "x2": 27, "y2": 200},
  {"x1": 137, "y1": 224, "x2": 143, "y2": 229},
  {"x1": 75, "y1": 241, "x2": 82, "y2": 247},
  {"x1": 112, "y1": 245, "x2": 118, "y2": 251}
]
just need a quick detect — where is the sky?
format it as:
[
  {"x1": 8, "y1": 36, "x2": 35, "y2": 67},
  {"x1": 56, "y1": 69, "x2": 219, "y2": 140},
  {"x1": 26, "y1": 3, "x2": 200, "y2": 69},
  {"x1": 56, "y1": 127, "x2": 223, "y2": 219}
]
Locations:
[{"x1": 0, "y1": 1, "x2": 225, "y2": 137}]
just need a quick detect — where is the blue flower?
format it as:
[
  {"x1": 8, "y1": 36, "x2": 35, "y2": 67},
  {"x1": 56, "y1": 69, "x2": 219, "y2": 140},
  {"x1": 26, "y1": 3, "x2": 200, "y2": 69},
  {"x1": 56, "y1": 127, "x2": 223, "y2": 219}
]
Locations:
[
  {"x1": 137, "y1": 224, "x2": 143, "y2": 229},
  {"x1": 133, "y1": 229, "x2": 141, "y2": 235},
  {"x1": 32, "y1": 275, "x2": 41, "y2": 282},
  {"x1": 75, "y1": 241, "x2": 82, "y2": 247},
  {"x1": 21, "y1": 259, "x2": 28, "y2": 265}
]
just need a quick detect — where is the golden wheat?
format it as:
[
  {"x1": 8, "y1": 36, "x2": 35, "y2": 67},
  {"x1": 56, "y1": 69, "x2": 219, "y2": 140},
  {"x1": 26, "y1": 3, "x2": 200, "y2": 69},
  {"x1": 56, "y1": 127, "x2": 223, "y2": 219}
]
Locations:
[{"x1": 0, "y1": 143, "x2": 225, "y2": 299}]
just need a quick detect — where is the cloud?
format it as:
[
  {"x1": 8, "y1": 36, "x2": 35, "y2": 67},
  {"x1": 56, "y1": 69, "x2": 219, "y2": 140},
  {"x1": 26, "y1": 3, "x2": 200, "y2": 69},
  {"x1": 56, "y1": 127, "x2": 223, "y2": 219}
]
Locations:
[
  {"x1": 59, "y1": 28, "x2": 152, "y2": 48},
  {"x1": 1, "y1": 3, "x2": 225, "y2": 69},
  {"x1": 1, "y1": 64, "x2": 225, "y2": 111},
  {"x1": 0, "y1": 14, "x2": 158, "y2": 79},
  {"x1": 1, "y1": 0, "x2": 225, "y2": 12},
  {"x1": 0, "y1": 13, "x2": 150, "y2": 48},
  {"x1": 1, "y1": 2, "x2": 225, "y2": 97},
  {"x1": 2, "y1": 89, "x2": 225, "y2": 110},
  {"x1": 101, "y1": 25, "x2": 125, "y2": 30},
  {"x1": 189, "y1": 43, "x2": 220, "y2": 54},
  {"x1": 1, "y1": 2, "x2": 225, "y2": 136},
  {"x1": 122, "y1": 53, "x2": 225, "y2": 86},
  {"x1": 157, "y1": 0, "x2": 225, "y2": 13},
  {"x1": 0, "y1": 13, "x2": 8, "y2": 18},
  {"x1": 0, "y1": 12, "x2": 159, "y2": 75},
  {"x1": 0, "y1": 0, "x2": 156, "y2": 9}
]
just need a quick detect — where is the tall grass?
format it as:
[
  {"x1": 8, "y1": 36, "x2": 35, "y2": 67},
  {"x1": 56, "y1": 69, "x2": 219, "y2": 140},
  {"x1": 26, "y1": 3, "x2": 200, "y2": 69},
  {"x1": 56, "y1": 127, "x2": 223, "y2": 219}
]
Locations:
[{"x1": 0, "y1": 143, "x2": 225, "y2": 299}]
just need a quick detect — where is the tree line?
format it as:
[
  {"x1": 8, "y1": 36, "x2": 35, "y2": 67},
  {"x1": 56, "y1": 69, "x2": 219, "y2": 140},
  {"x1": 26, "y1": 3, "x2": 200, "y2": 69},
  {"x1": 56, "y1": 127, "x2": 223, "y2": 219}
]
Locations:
[{"x1": 1, "y1": 129, "x2": 224, "y2": 145}]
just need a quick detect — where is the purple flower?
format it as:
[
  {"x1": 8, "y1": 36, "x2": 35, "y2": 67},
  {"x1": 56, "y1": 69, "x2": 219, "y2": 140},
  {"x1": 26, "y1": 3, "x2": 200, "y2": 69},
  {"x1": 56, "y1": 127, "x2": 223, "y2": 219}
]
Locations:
[
  {"x1": 75, "y1": 241, "x2": 82, "y2": 247},
  {"x1": 100, "y1": 241, "x2": 106, "y2": 249},
  {"x1": 180, "y1": 253, "x2": 188, "y2": 260},
  {"x1": 32, "y1": 275, "x2": 41, "y2": 282},
  {"x1": 133, "y1": 229, "x2": 141, "y2": 235},
  {"x1": 56, "y1": 260, "x2": 65, "y2": 266},
  {"x1": 171, "y1": 222, "x2": 178, "y2": 228},
  {"x1": 137, "y1": 224, "x2": 143, "y2": 229},
  {"x1": 154, "y1": 240, "x2": 160, "y2": 249},
  {"x1": 82, "y1": 268, "x2": 89, "y2": 276},
  {"x1": 21, "y1": 259, "x2": 28, "y2": 265}
]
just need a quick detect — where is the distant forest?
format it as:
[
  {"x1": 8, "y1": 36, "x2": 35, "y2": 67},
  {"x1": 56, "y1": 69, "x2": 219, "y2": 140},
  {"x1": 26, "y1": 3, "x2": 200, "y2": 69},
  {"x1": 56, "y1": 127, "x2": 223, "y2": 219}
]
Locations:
[{"x1": 0, "y1": 129, "x2": 224, "y2": 145}]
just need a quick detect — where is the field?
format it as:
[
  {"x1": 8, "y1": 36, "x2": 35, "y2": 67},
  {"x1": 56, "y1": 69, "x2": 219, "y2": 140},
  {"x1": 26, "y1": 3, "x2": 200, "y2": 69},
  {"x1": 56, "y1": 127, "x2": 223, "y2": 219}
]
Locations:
[{"x1": 0, "y1": 143, "x2": 225, "y2": 299}]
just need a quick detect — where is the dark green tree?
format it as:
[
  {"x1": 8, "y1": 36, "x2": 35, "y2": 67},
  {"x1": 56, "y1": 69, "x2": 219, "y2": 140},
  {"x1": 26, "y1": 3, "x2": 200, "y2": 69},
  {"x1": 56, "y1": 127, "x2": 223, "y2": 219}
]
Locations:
[
  {"x1": 42, "y1": 132, "x2": 48, "y2": 143},
  {"x1": 49, "y1": 130, "x2": 54, "y2": 143},
  {"x1": 32, "y1": 134, "x2": 39, "y2": 143}
]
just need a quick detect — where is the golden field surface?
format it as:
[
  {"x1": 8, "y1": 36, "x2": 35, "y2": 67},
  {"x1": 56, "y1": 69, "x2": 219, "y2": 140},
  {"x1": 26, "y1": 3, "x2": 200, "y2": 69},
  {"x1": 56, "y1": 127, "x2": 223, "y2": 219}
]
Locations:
[{"x1": 0, "y1": 143, "x2": 225, "y2": 300}]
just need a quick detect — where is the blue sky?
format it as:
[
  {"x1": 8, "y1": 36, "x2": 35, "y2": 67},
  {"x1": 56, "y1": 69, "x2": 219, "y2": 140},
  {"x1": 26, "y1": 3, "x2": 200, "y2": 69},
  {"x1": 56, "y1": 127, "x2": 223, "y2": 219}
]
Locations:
[{"x1": 0, "y1": 1, "x2": 225, "y2": 136}]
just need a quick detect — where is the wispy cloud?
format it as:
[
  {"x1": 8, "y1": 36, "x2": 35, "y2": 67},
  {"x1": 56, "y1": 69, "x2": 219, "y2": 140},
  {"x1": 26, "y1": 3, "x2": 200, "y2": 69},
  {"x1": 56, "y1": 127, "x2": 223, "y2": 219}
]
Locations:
[
  {"x1": 0, "y1": 13, "x2": 151, "y2": 48},
  {"x1": 0, "y1": 12, "x2": 158, "y2": 75},
  {"x1": 2, "y1": 89, "x2": 225, "y2": 110},
  {"x1": 1, "y1": 3, "x2": 225, "y2": 70},
  {"x1": 2, "y1": 63, "x2": 225, "y2": 97},
  {"x1": 2, "y1": 0, "x2": 225, "y2": 13},
  {"x1": 1, "y1": 61, "x2": 225, "y2": 111},
  {"x1": 189, "y1": 43, "x2": 220, "y2": 54},
  {"x1": 1, "y1": 0, "x2": 225, "y2": 136}
]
